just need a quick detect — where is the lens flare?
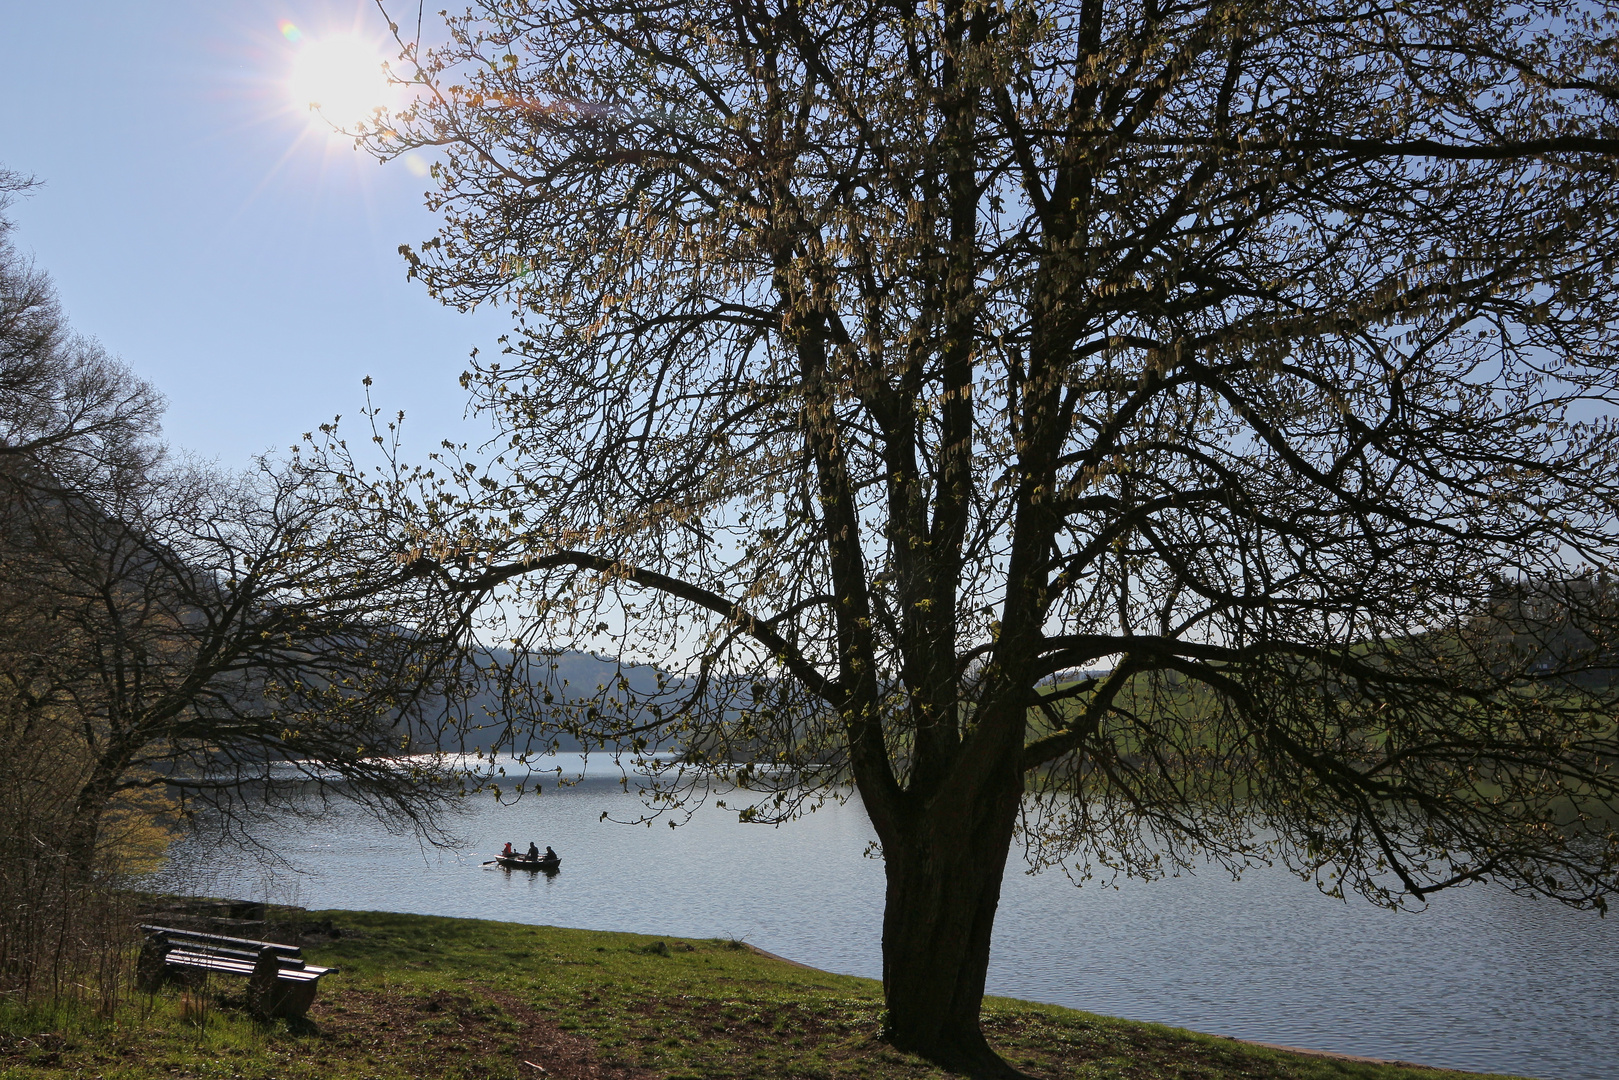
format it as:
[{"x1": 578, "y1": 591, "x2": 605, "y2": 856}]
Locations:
[
  {"x1": 289, "y1": 34, "x2": 391, "y2": 125},
  {"x1": 279, "y1": 20, "x2": 302, "y2": 43}
]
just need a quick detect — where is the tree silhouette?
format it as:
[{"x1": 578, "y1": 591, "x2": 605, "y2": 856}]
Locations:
[
  {"x1": 347, "y1": 1, "x2": 1619, "y2": 1073},
  {"x1": 0, "y1": 178, "x2": 470, "y2": 875}
]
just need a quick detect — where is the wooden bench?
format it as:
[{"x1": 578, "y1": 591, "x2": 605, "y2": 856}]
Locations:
[{"x1": 136, "y1": 924, "x2": 338, "y2": 1018}]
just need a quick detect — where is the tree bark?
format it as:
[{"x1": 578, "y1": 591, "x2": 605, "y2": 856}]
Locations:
[
  {"x1": 878, "y1": 763, "x2": 1027, "y2": 1078},
  {"x1": 61, "y1": 741, "x2": 135, "y2": 878}
]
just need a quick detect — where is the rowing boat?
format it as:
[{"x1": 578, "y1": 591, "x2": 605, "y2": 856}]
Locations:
[{"x1": 495, "y1": 854, "x2": 560, "y2": 872}]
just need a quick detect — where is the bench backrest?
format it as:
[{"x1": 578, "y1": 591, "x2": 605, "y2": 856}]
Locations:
[{"x1": 139, "y1": 924, "x2": 304, "y2": 961}]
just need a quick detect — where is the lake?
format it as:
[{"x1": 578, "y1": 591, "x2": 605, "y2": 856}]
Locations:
[{"x1": 148, "y1": 757, "x2": 1619, "y2": 1080}]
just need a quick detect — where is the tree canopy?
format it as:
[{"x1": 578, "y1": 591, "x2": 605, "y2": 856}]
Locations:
[{"x1": 347, "y1": 0, "x2": 1619, "y2": 1073}]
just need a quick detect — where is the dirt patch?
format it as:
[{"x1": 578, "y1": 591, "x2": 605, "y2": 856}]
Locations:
[
  {"x1": 486, "y1": 991, "x2": 659, "y2": 1080},
  {"x1": 305, "y1": 985, "x2": 520, "y2": 1075}
]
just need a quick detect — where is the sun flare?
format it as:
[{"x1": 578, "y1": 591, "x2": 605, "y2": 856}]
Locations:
[{"x1": 289, "y1": 34, "x2": 391, "y2": 125}]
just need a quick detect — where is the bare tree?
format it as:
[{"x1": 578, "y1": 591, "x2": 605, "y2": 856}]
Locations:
[
  {"x1": 0, "y1": 173, "x2": 163, "y2": 493},
  {"x1": 342, "y1": 2, "x2": 1619, "y2": 1073},
  {"x1": 0, "y1": 178, "x2": 473, "y2": 879}
]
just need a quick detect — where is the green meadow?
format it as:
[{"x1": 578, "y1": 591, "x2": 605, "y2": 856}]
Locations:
[{"x1": 0, "y1": 909, "x2": 1520, "y2": 1080}]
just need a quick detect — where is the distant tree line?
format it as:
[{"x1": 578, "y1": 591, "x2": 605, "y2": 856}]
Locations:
[{"x1": 1479, "y1": 574, "x2": 1619, "y2": 685}]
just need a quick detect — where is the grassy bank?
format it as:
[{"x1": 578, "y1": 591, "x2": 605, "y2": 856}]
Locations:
[{"x1": 0, "y1": 909, "x2": 1522, "y2": 1080}]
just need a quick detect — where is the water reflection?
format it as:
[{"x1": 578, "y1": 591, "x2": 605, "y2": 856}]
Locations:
[{"x1": 149, "y1": 758, "x2": 1617, "y2": 1080}]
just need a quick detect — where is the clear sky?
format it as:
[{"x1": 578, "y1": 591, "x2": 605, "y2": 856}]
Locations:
[{"x1": 1, "y1": 1, "x2": 497, "y2": 468}]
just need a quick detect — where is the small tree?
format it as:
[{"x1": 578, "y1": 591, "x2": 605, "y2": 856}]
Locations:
[
  {"x1": 352, "y1": 2, "x2": 1619, "y2": 1074},
  {"x1": 0, "y1": 178, "x2": 472, "y2": 877}
]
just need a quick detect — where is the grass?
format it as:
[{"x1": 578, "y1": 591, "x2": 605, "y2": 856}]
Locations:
[{"x1": 0, "y1": 908, "x2": 1525, "y2": 1080}]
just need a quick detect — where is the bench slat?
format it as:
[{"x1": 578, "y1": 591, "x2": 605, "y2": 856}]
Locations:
[
  {"x1": 172, "y1": 944, "x2": 283, "y2": 965},
  {"x1": 139, "y1": 924, "x2": 302, "y2": 957},
  {"x1": 164, "y1": 952, "x2": 333, "y2": 977},
  {"x1": 163, "y1": 952, "x2": 257, "y2": 975}
]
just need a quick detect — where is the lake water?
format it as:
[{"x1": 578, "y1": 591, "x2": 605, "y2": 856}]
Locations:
[{"x1": 148, "y1": 758, "x2": 1619, "y2": 1080}]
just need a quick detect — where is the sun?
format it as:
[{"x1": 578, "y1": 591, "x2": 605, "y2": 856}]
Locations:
[{"x1": 289, "y1": 34, "x2": 392, "y2": 126}]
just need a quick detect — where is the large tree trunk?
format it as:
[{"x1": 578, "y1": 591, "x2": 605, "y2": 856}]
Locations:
[{"x1": 879, "y1": 764, "x2": 1027, "y2": 1078}]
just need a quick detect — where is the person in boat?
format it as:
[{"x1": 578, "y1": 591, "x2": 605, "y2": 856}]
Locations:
[
  {"x1": 502, "y1": 841, "x2": 514, "y2": 858},
  {"x1": 544, "y1": 846, "x2": 557, "y2": 863},
  {"x1": 526, "y1": 842, "x2": 540, "y2": 861}
]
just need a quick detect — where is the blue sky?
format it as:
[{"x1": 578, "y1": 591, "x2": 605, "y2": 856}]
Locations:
[{"x1": 1, "y1": 1, "x2": 495, "y2": 467}]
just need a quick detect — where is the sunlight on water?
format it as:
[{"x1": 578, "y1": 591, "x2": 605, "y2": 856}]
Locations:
[{"x1": 149, "y1": 757, "x2": 1618, "y2": 1080}]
